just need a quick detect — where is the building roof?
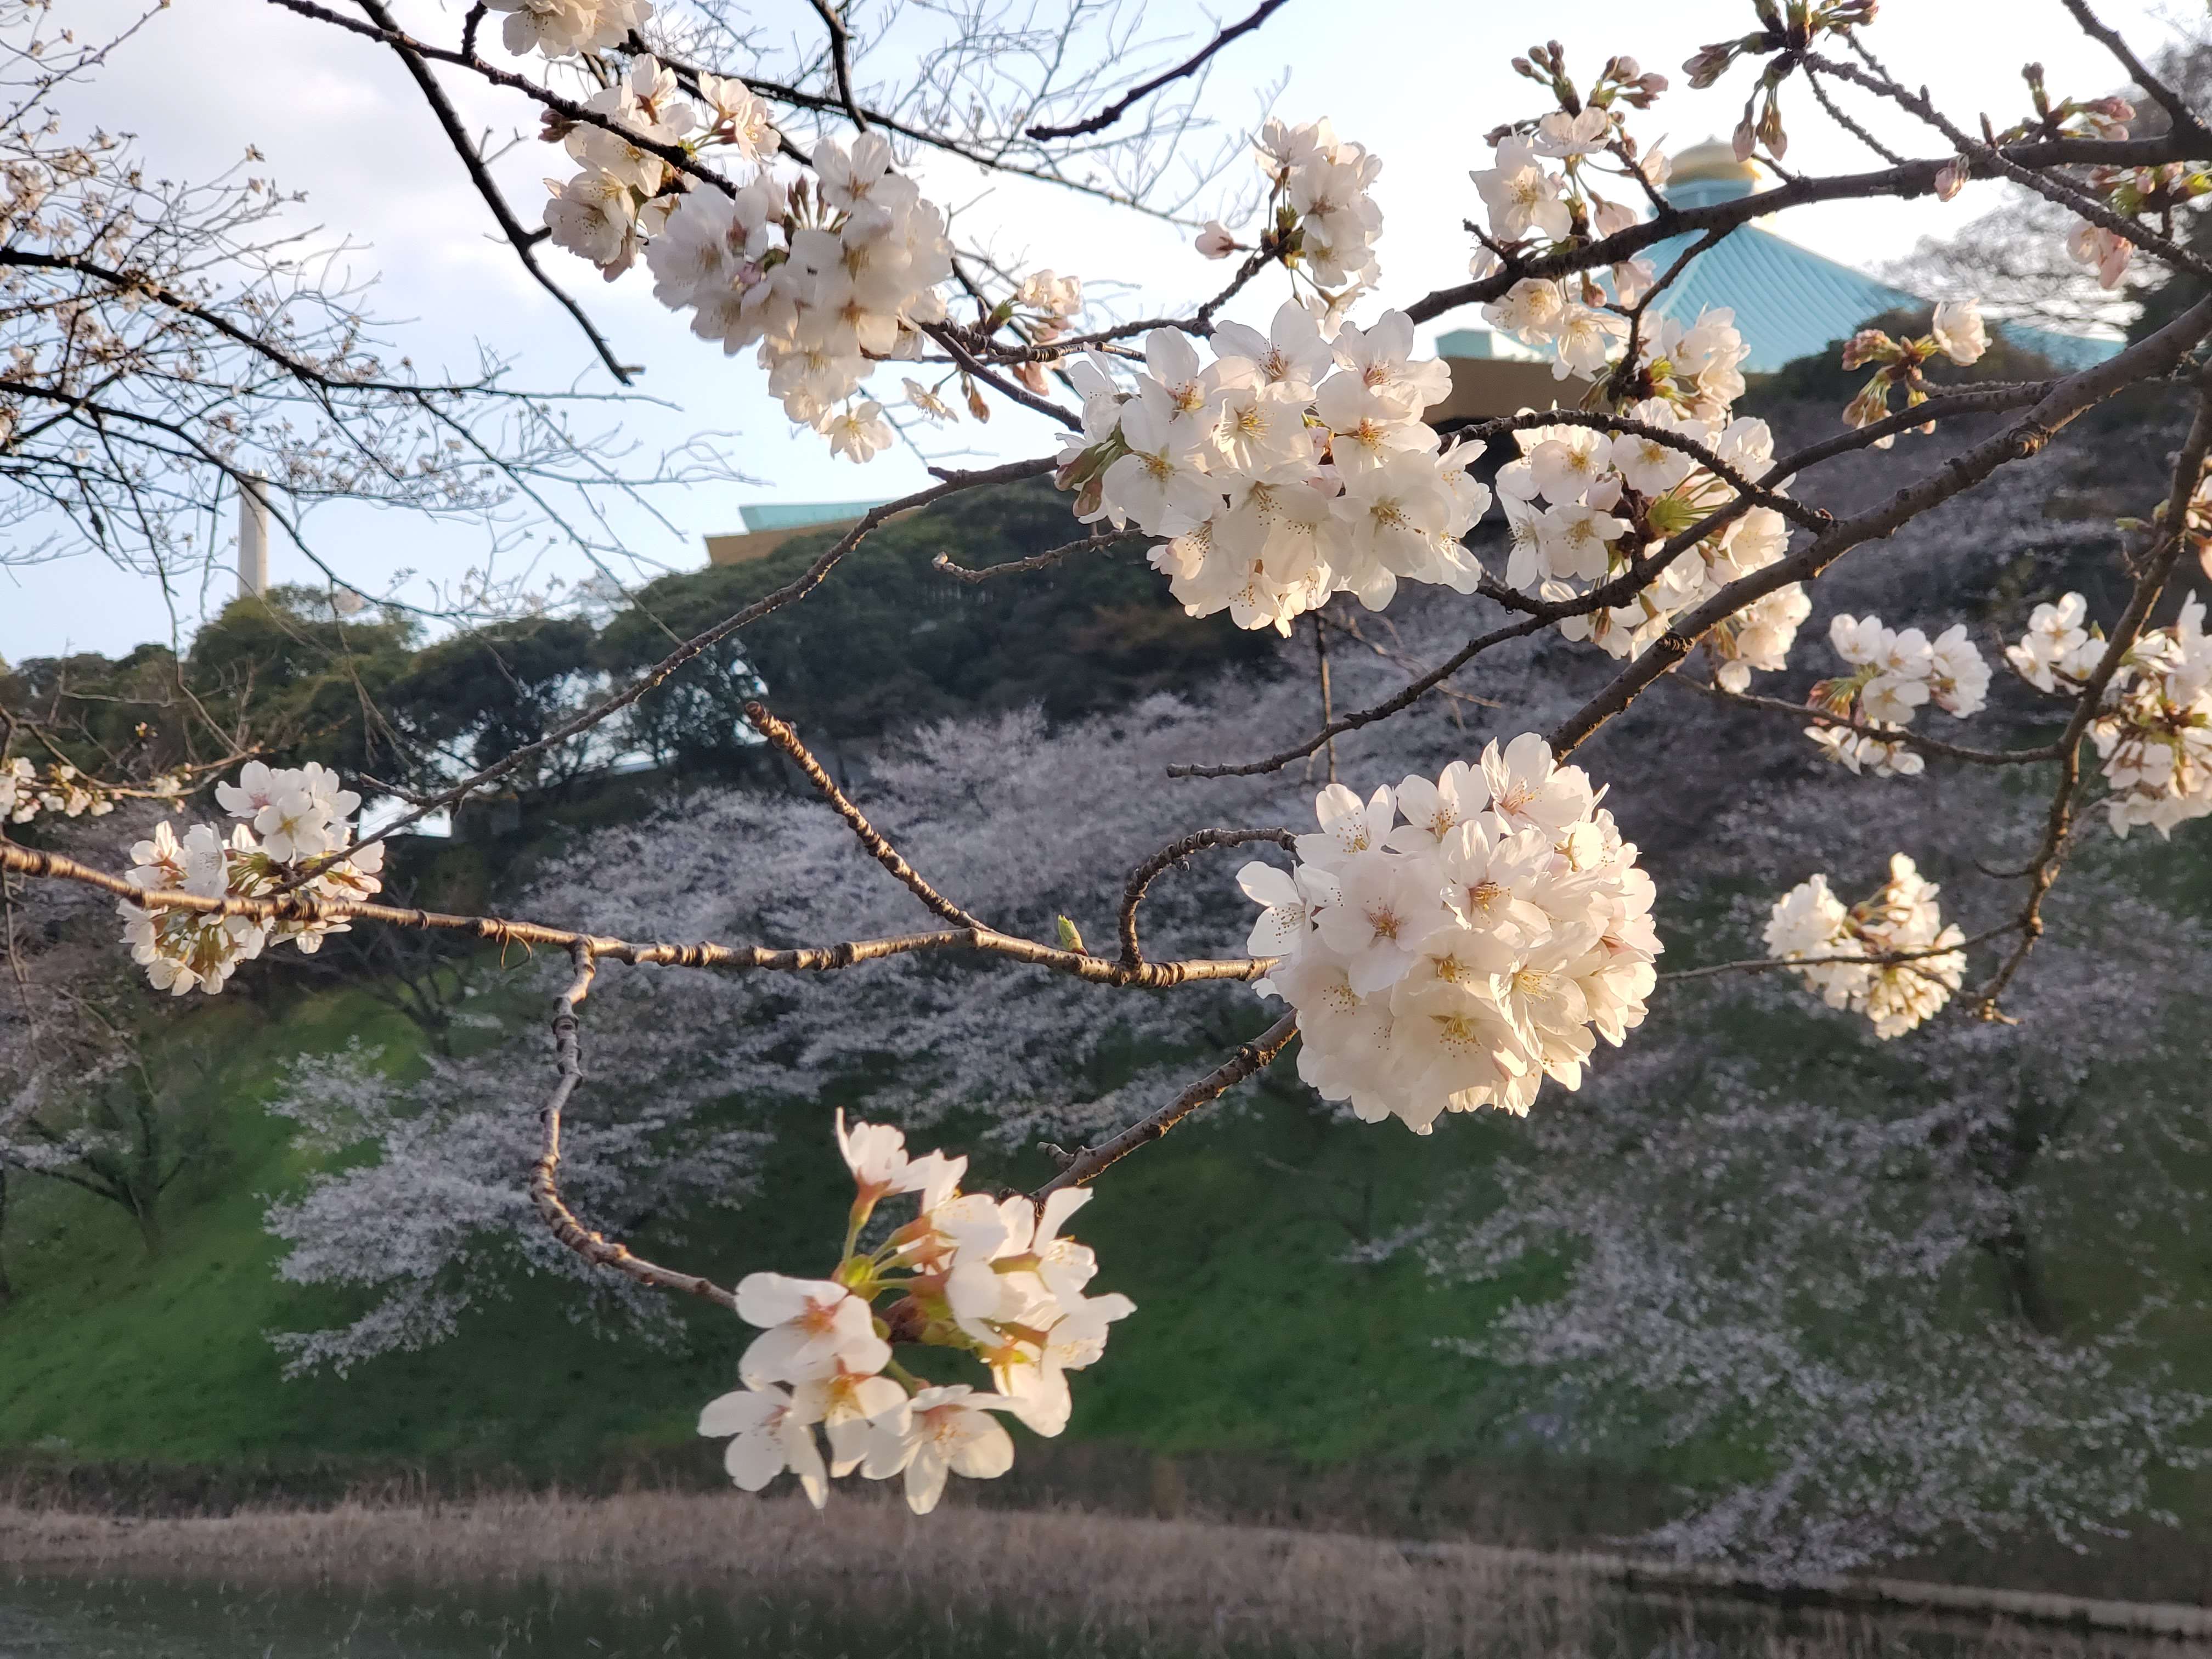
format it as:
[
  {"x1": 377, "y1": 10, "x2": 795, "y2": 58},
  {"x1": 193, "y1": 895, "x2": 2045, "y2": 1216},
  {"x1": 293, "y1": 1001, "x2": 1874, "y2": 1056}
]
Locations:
[
  {"x1": 737, "y1": 499, "x2": 891, "y2": 533},
  {"x1": 1635, "y1": 151, "x2": 2121, "y2": 375}
]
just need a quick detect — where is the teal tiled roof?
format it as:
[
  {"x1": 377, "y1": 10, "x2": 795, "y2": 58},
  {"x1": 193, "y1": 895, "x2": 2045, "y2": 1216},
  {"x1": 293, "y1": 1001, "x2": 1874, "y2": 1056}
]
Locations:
[
  {"x1": 737, "y1": 500, "x2": 890, "y2": 532},
  {"x1": 1635, "y1": 176, "x2": 2121, "y2": 375}
]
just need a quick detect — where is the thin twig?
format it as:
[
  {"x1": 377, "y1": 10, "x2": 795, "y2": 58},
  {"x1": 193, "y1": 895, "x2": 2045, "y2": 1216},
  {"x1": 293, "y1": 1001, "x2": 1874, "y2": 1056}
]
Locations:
[
  {"x1": 930, "y1": 529, "x2": 1137, "y2": 583},
  {"x1": 532, "y1": 944, "x2": 742, "y2": 1312},
  {"x1": 352, "y1": 0, "x2": 636, "y2": 383},
  {"x1": 2057, "y1": 0, "x2": 2212, "y2": 157},
  {"x1": 312, "y1": 455, "x2": 1056, "y2": 874},
  {"x1": 1116, "y1": 827, "x2": 1295, "y2": 967},
  {"x1": 1672, "y1": 678, "x2": 2068, "y2": 766},
  {"x1": 742, "y1": 702, "x2": 986, "y2": 931},
  {"x1": 1034, "y1": 1013, "x2": 1299, "y2": 1194},
  {"x1": 1025, "y1": 0, "x2": 1291, "y2": 140},
  {"x1": 1660, "y1": 924, "x2": 2023, "y2": 984}
]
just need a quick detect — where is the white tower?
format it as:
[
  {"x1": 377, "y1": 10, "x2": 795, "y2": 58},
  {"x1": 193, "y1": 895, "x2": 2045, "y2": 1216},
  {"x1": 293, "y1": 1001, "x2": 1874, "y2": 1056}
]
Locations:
[{"x1": 236, "y1": 472, "x2": 270, "y2": 600}]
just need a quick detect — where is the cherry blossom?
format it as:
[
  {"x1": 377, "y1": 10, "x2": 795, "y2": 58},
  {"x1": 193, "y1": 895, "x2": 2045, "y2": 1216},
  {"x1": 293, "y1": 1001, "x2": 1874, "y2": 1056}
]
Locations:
[
  {"x1": 1764, "y1": 854, "x2": 1966, "y2": 1036},
  {"x1": 1245, "y1": 743, "x2": 1658, "y2": 1133},
  {"x1": 860, "y1": 1385, "x2": 1020, "y2": 1515},
  {"x1": 1058, "y1": 302, "x2": 1488, "y2": 635},
  {"x1": 486, "y1": 0, "x2": 652, "y2": 60},
  {"x1": 114, "y1": 761, "x2": 383, "y2": 996},
  {"x1": 1801, "y1": 612, "x2": 1988, "y2": 777},
  {"x1": 684, "y1": 1114, "x2": 1132, "y2": 1513},
  {"x1": 697, "y1": 1382, "x2": 829, "y2": 1506}
]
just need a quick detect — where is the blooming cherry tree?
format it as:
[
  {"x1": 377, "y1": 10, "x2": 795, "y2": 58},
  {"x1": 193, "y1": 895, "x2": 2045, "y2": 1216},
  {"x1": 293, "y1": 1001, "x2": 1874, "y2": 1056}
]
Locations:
[{"x1": 18, "y1": 0, "x2": 2212, "y2": 1580}]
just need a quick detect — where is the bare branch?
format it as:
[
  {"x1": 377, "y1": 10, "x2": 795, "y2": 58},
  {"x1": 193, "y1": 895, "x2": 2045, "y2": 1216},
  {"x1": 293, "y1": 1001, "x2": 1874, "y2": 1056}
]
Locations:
[
  {"x1": 742, "y1": 702, "x2": 987, "y2": 931},
  {"x1": 531, "y1": 945, "x2": 742, "y2": 1311},
  {"x1": 1116, "y1": 826, "x2": 1294, "y2": 966},
  {"x1": 930, "y1": 529, "x2": 1136, "y2": 583},
  {"x1": 1025, "y1": 0, "x2": 1293, "y2": 141},
  {"x1": 1034, "y1": 1012, "x2": 1299, "y2": 1194}
]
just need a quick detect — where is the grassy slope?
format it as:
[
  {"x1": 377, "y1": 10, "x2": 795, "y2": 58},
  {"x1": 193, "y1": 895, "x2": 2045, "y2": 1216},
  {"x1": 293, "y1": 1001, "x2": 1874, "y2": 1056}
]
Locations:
[
  {"x1": 3, "y1": 851, "x2": 2206, "y2": 1544},
  {"x1": 0, "y1": 980, "x2": 1536, "y2": 1475}
]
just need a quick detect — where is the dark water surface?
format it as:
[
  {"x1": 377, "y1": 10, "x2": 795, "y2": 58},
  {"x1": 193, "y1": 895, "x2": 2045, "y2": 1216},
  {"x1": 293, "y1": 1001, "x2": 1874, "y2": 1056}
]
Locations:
[
  {"x1": 0, "y1": 1569, "x2": 2180, "y2": 1658},
  {"x1": 0, "y1": 1573, "x2": 1081, "y2": 1659}
]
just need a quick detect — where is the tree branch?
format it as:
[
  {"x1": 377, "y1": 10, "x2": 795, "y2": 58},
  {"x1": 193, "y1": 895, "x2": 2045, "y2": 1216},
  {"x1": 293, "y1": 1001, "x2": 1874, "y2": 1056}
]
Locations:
[
  {"x1": 1025, "y1": 0, "x2": 1292, "y2": 141},
  {"x1": 1034, "y1": 1012, "x2": 1299, "y2": 1194}
]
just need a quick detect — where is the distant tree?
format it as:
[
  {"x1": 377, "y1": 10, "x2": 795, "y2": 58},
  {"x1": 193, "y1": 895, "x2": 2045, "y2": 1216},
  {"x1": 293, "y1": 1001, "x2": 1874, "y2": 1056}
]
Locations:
[{"x1": 0, "y1": 815, "x2": 219, "y2": 1260}]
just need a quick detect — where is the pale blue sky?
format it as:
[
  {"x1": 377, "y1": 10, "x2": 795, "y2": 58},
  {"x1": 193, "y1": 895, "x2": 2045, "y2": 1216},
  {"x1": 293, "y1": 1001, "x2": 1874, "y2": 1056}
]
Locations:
[{"x1": 3, "y1": 0, "x2": 2190, "y2": 662}]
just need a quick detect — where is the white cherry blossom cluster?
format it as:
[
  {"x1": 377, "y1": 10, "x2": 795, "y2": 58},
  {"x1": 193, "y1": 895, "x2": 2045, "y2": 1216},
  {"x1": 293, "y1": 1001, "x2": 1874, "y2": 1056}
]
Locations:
[
  {"x1": 1804, "y1": 612, "x2": 1989, "y2": 777},
  {"x1": 645, "y1": 130, "x2": 953, "y2": 459},
  {"x1": 1196, "y1": 118, "x2": 1384, "y2": 298},
  {"x1": 1492, "y1": 394, "x2": 1804, "y2": 688},
  {"x1": 545, "y1": 58, "x2": 714, "y2": 279},
  {"x1": 698, "y1": 1113, "x2": 1131, "y2": 1514},
  {"x1": 1763, "y1": 854, "x2": 1966, "y2": 1037},
  {"x1": 533, "y1": 50, "x2": 957, "y2": 460},
  {"x1": 486, "y1": 0, "x2": 651, "y2": 60},
  {"x1": 2002, "y1": 591, "x2": 2104, "y2": 692},
  {"x1": 1837, "y1": 300, "x2": 1989, "y2": 448},
  {"x1": 1239, "y1": 736, "x2": 1659, "y2": 1135},
  {"x1": 1466, "y1": 58, "x2": 1672, "y2": 382},
  {"x1": 0, "y1": 757, "x2": 178, "y2": 824},
  {"x1": 116, "y1": 761, "x2": 385, "y2": 996},
  {"x1": 2009, "y1": 591, "x2": 2212, "y2": 839},
  {"x1": 1054, "y1": 303, "x2": 1489, "y2": 633}
]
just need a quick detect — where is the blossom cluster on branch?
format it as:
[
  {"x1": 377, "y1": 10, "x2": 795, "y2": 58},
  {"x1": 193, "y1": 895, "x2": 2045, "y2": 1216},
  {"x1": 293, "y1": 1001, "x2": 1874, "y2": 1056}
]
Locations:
[
  {"x1": 1837, "y1": 300, "x2": 1989, "y2": 446},
  {"x1": 0, "y1": 758, "x2": 182, "y2": 825},
  {"x1": 1491, "y1": 393, "x2": 1802, "y2": 684},
  {"x1": 117, "y1": 761, "x2": 385, "y2": 995},
  {"x1": 1242, "y1": 737, "x2": 1658, "y2": 1133},
  {"x1": 1468, "y1": 51, "x2": 1671, "y2": 379},
  {"x1": 1195, "y1": 117, "x2": 1384, "y2": 296},
  {"x1": 1763, "y1": 854, "x2": 1966, "y2": 1037},
  {"x1": 1055, "y1": 304, "x2": 1487, "y2": 633},
  {"x1": 1804, "y1": 611, "x2": 1989, "y2": 777},
  {"x1": 2012, "y1": 592, "x2": 2212, "y2": 838},
  {"x1": 699, "y1": 1114, "x2": 1130, "y2": 1513}
]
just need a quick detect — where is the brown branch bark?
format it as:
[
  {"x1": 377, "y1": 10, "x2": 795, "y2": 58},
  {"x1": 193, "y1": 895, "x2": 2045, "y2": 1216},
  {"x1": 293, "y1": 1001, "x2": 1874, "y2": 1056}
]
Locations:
[
  {"x1": 0, "y1": 840, "x2": 1268, "y2": 989},
  {"x1": 532, "y1": 945, "x2": 743, "y2": 1311},
  {"x1": 1034, "y1": 1012, "x2": 1299, "y2": 1195},
  {"x1": 742, "y1": 701, "x2": 987, "y2": 931},
  {"x1": 1025, "y1": 0, "x2": 1292, "y2": 140}
]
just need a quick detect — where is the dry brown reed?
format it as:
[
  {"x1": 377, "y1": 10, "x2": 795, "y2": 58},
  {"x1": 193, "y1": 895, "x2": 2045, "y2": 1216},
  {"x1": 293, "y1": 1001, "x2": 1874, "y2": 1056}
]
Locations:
[{"x1": 0, "y1": 1491, "x2": 2196, "y2": 1659}]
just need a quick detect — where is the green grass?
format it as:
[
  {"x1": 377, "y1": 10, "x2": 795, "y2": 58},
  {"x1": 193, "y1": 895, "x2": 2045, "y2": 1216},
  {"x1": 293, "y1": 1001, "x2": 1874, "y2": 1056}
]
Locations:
[
  {"x1": 5, "y1": 853, "x2": 2210, "y2": 1556},
  {"x1": 0, "y1": 979, "x2": 1539, "y2": 1477}
]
